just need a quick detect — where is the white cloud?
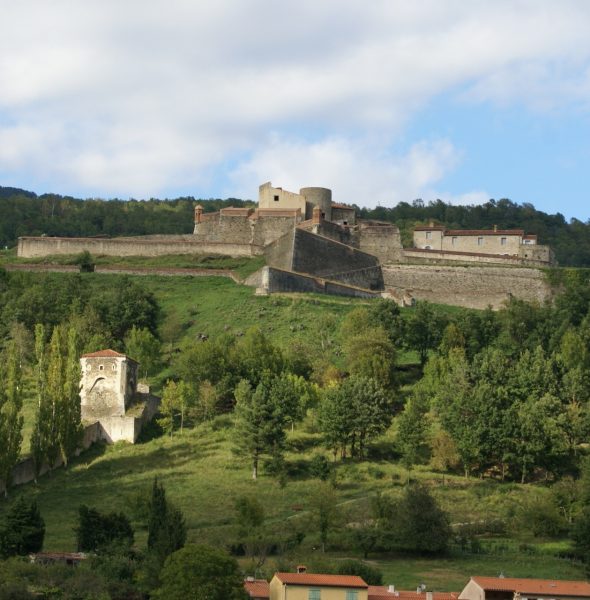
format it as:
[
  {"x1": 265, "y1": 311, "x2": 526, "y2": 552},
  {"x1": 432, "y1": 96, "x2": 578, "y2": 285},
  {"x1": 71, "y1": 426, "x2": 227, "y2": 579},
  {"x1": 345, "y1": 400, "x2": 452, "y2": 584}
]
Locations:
[
  {"x1": 1, "y1": 1, "x2": 590, "y2": 199},
  {"x1": 228, "y1": 135, "x2": 464, "y2": 208}
]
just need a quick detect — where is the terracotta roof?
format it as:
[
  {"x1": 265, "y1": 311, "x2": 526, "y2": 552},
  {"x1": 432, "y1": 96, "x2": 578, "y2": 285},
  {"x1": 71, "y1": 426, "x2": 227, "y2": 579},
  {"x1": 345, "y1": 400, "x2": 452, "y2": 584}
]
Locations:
[
  {"x1": 444, "y1": 229, "x2": 524, "y2": 236},
  {"x1": 244, "y1": 579, "x2": 270, "y2": 598},
  {"x1": 274, "y1": 573, "x2": 368, "y2": 588},
  {"x1": 471, "y1": 576, "x2": 590, "y2": 597},
  {"x1": 369, "y1": 589, "x2": 458, "y2": 600},
  {"x1": 80, "y1": 349, "x2": 129, "y2": 359}
]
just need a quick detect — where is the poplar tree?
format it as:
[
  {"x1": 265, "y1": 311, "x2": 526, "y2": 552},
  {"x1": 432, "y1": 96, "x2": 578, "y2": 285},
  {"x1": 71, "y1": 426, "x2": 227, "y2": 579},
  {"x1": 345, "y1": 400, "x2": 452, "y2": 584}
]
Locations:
[
  {"x1": 0, "y1": 340, "x2": 24, "y2": 496},
  {"x1": 58, "y1": 326, "x2": 82, "y2": 466},
  {"x1": 30, "y1": 324, "x2": 50, "y2": 481}
]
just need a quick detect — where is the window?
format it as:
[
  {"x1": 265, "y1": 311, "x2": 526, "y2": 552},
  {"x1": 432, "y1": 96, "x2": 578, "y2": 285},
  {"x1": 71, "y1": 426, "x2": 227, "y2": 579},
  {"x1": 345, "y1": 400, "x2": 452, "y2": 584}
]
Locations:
[
  {"x1": 424, "y1": 245, "x2": 431, "y2": 250},
  {"x1": 346, "y1": 591, "x2": 358, "y2": 600},
  {"x1": 452, "y1": 236, "x2": 457, "y2": 246},
  {"x1": 112, "y1": 364, "x2": 116, "y2": 371},
  {"x1": 309, "y1": 590, "x2": 321, "y2": 600},
  {"x1": 99, "y1": 365, "x2": 104, "y2": 371},
  {"x1": 273, "y1": 195, "x2": 279, "y2": 202},
  {"x1": 501, "y1": 237, "x2": 507, "y2": 246},
  {"x1": 425, "y1": 231, "x2": 432, "y2": 239},
  {"x1": 477, "y1": 237, "x2": 483, "y2": 246}
]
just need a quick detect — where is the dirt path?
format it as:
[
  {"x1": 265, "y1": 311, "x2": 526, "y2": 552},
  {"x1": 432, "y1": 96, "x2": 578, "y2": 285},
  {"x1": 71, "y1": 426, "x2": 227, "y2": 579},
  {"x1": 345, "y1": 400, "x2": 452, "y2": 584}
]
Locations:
[{"x1": 3, "y1": 263, "x2": 242, "y2": 282}]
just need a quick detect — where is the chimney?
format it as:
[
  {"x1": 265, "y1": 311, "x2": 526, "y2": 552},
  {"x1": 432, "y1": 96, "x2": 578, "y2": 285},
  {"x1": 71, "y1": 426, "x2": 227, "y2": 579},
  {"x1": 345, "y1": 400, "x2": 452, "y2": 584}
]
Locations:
[
  {"x1": 297, "y1": 565, "x2": 307, "y2": 574},
  {"x1": 429, "y1": 220, "x2": 434, "y2": 227},
  {"x1": 388, "y1": 585, "x2": 396, "y2": 593},
  {"x1": 427, "y1": 593, "x2": 433, "y2": 600},
  {"x1": 312, "y1": 205, "x2": 322, "y2": 225},
  {"x1": 494, "y1": 224, "x2": 498, "y2": 232}
]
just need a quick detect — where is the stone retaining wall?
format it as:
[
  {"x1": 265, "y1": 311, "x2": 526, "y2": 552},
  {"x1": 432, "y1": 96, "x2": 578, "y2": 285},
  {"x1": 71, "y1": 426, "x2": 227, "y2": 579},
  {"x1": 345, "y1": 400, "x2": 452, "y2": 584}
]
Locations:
[{"x1": 383, "y1": 264, "x2": 552, "y2": 309}]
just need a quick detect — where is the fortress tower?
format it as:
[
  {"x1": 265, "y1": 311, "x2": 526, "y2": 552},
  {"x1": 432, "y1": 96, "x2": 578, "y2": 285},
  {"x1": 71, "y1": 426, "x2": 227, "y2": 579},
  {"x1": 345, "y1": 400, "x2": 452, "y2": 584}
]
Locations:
[{"x1": 80, "y1": 349, "x2": 138, "y2": 421}]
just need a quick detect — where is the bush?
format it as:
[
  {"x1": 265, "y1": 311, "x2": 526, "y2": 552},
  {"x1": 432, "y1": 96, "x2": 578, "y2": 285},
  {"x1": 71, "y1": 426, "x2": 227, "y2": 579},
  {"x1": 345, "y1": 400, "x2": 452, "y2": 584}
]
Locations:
[
  {"x1": 309, "y1": 455, "x2": 332, "y2": 481},
  {"x1": 336, "y1": 559, "x2": 383, "y2": 585}
]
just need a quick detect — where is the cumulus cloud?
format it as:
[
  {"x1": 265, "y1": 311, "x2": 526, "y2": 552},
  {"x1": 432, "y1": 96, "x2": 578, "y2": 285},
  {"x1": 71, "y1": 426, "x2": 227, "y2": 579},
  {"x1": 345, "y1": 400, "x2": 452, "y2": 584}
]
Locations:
[
  {"x1": 1, "y1": 1, "x2": 590, "y2": 201},
  {"x1": 228, "y1": 135, "x2": 463, "y2": 207}
]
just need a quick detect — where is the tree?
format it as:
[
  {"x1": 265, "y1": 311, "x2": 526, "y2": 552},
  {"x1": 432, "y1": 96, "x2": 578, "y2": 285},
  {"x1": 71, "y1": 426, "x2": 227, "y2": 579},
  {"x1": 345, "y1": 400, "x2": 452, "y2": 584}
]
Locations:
[
  {"x1": 125, "y1": 326, "x2": 161, "y2": 379},
  {"x1": 234, "y1": 495, "x2": 267, "y2": 569},
  {"x1": 232, "y1": 327, "x2": 283, "y2": 385},
  {"x1": 75, "y1": 505, "x2": 134, "y2": 552},
  {"x1": 318, "y1": 376, "x2": 393, "y2": 459},
  {"x1": 158, "y1": 380, "x2": 194, "y2": 435},
  {"x1": 343, "y1": 327, "x2": 396, "y2": 390},
  {"x1": 233, "y1": 377, "x2": 287, "y2": 479},
  {"x1": 154, "y1": 544, "x2": 246, "y2": 600},
  {"x1": 396, "y1": 395, "x2": 430, "y2": 481},
  {"x1": 404, "y1": 302, "x2": 446, "y2": 366},
  {"x1": 30, "y1": 324, "x2": 53, "y2": 481},
  {"x1": 0, "y1": 340, "x2": 24, "y2": 495},
  {"x1": 0, "y1": 497, "x2": 45, "y2": 558},
  {"x1": 308, "y1": 483, "x2": 340, "y2": 552},
  {"x1": 147, "y1": 478, "x2": 186, "y2": 565},
  {"x1": 58, "y1": 326, "x2": 83, "y2": 466},
  {"x1": 377, "y1": 484, "x2": 450, "y2": 555}
]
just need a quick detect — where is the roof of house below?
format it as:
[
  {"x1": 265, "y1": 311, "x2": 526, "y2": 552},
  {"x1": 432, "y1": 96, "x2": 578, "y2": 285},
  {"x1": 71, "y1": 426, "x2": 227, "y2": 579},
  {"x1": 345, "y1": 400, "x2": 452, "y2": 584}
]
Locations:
[
  {"x1": 470, "y1": 576, "x2": 590, "y2": 597},
  {"x1": 274, "y1": 573, "x2": 367, "y2": 588}
]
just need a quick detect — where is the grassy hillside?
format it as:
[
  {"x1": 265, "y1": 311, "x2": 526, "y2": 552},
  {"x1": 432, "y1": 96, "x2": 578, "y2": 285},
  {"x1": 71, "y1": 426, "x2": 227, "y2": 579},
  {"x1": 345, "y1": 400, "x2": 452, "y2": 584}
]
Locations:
[
  {"x1": 1, "y1": 270, "x2": 586, "y2": 589},
  {"x1": 0, "y1": 417, "x2": 584, "y2": 588}
]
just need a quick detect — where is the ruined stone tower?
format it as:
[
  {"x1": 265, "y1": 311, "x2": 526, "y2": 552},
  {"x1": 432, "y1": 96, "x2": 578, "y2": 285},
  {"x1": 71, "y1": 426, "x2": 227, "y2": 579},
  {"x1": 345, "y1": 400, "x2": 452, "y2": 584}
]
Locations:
[{"x1": 79, "y1": 349, "x2": 138, "y2": 421}]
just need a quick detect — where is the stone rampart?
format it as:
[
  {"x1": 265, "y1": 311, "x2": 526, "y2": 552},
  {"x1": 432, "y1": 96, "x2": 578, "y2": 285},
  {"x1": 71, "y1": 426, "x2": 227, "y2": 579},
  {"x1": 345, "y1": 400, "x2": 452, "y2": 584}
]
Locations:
[
  {"x1": 383, "y1": 264, "x2": 552, "y2": 309},
  {"x1": 359, "y1": 225, "x2": 403, "y2": 263},
  {"x1": 18, "y1": 235, "x2": 262, "y2": 258},
  {"x1": 260, "y1": 266, "x2": 380, "y2": 299},
  {"x1": 401, "y1": 248, "x2": 551, "y2": 268},
  {"x1": 291, "y1": 229, "x2": 384, "y2": 290}
]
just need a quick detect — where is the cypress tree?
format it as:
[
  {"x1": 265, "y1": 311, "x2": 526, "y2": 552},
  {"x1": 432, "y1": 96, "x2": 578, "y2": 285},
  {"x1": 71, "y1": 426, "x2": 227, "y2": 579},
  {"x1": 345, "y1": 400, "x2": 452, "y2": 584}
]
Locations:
[
  {"x1": 0, "y1": 340, "x2": 24, "y2": 496},
  {"x1": 30, "y1": 324, "x2": 50, "y2": 481}
]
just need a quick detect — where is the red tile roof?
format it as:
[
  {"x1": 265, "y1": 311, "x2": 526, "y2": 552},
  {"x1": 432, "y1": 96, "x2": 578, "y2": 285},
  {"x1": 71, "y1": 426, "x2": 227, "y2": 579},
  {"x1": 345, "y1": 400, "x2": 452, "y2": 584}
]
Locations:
[
  {"x1": 244, "y1": 579, "x2": 270, "y2": 598},
  {"x1": 444, "y1": 229, "x2": 524, "y2": 236},
  {"x1": 274, "y1": 573, "x2": 368, "y2": 588},
  {"x1": 368, "y1": 588, "x2": 458, "y2": 600},
  {"x1": 471, "y1": 576, "x2": 590, "y2": 597},
  {"x1": 80, "y1": 349, "x2": 128, "y2": 359}
]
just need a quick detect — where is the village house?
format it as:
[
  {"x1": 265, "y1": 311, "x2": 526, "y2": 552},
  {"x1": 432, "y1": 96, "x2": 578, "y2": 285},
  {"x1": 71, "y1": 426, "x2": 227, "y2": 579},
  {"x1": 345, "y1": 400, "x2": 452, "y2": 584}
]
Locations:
[
  {"x1": 245, "y1": 570, "x2": 459, "y2": 600},
  {"x1": 458, "y1": 577, "x2": 590, "y2": 600}
]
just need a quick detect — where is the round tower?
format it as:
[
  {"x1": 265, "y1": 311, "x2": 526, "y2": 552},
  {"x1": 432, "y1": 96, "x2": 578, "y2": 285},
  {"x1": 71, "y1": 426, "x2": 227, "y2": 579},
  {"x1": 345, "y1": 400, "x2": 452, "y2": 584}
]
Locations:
[{"x1": 300, "y1": 187, "x2": 332, "y2": 221}]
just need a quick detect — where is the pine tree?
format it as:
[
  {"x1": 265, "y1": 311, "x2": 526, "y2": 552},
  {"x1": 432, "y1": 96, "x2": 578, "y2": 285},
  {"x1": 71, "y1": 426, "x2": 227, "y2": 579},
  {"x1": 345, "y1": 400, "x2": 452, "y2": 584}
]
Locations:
[
  {"x1": 0, "y1": 340, "x2": 24, "y2": 496},
  {"x1": 0, "y1": 497, "x2": 45, "y2": 557},
  {"x1": 233, "y1": 377, "x2": 287, "y2": 479}
]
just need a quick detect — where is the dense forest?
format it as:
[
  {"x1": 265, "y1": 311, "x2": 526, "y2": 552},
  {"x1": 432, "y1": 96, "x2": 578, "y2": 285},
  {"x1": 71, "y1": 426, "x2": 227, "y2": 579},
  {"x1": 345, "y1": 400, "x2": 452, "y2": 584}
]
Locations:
[{"x1": 2, "y1": 186, "x2": 590, "y2": 266}]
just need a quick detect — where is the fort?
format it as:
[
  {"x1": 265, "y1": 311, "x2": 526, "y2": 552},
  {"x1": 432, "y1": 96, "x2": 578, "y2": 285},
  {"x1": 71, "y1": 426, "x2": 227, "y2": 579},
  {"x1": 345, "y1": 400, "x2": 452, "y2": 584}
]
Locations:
[{"x1": 17, "y1": 182, "x2": 557, "y2": 309}]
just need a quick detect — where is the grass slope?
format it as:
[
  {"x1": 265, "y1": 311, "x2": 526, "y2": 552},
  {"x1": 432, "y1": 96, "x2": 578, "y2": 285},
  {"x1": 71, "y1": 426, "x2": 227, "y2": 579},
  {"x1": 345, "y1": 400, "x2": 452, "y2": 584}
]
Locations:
[{"x1": 0, "y1": 419, "x2": 584, "y2": 588}]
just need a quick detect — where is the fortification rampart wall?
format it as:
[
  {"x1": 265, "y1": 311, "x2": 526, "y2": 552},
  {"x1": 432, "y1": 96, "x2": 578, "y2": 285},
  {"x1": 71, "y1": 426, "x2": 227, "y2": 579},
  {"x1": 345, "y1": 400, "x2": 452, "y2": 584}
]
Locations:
[
  {"x1": 401, "y1": 248, "x2": 551, "y2": 268},
  {"x1": 291, "y1": 229, "x2": 384, "y2": 290},
  {"x1": 359, "y1": 225, "x2": 403, "y2": 263},
  {"x1": 17, "y1": 235, "x2": 263, "y2": 258},
  {"x1": 383, "y1": 264, "x2": 552, "y2": 310},
  {"x1": 260, "y1": 266, "x2": 380, "y2": 299}
]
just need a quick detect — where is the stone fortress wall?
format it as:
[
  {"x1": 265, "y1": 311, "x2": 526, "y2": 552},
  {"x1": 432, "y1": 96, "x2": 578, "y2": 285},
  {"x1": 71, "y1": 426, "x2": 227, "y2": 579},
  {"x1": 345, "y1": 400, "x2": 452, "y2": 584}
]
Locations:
[{"x1": 17, "y1": 180, "x2": 557, "y2": 307}]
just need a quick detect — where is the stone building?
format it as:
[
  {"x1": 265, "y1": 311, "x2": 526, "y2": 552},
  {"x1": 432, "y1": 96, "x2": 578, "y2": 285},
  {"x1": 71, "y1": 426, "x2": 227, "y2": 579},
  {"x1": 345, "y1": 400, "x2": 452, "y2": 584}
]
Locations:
[
  {"x1": 79, "y1": 349, "x2": 159, "y2": 443},
  {"x1": 412, "y1": 225, "x2": 555, "y2": 266}
]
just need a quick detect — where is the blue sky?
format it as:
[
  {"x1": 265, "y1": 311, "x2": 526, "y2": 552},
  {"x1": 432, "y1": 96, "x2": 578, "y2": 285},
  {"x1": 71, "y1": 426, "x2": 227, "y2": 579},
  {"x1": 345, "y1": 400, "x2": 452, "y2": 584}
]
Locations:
[{"x1": 1, "y1": 1, "x2": 590, "y2": 221}]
